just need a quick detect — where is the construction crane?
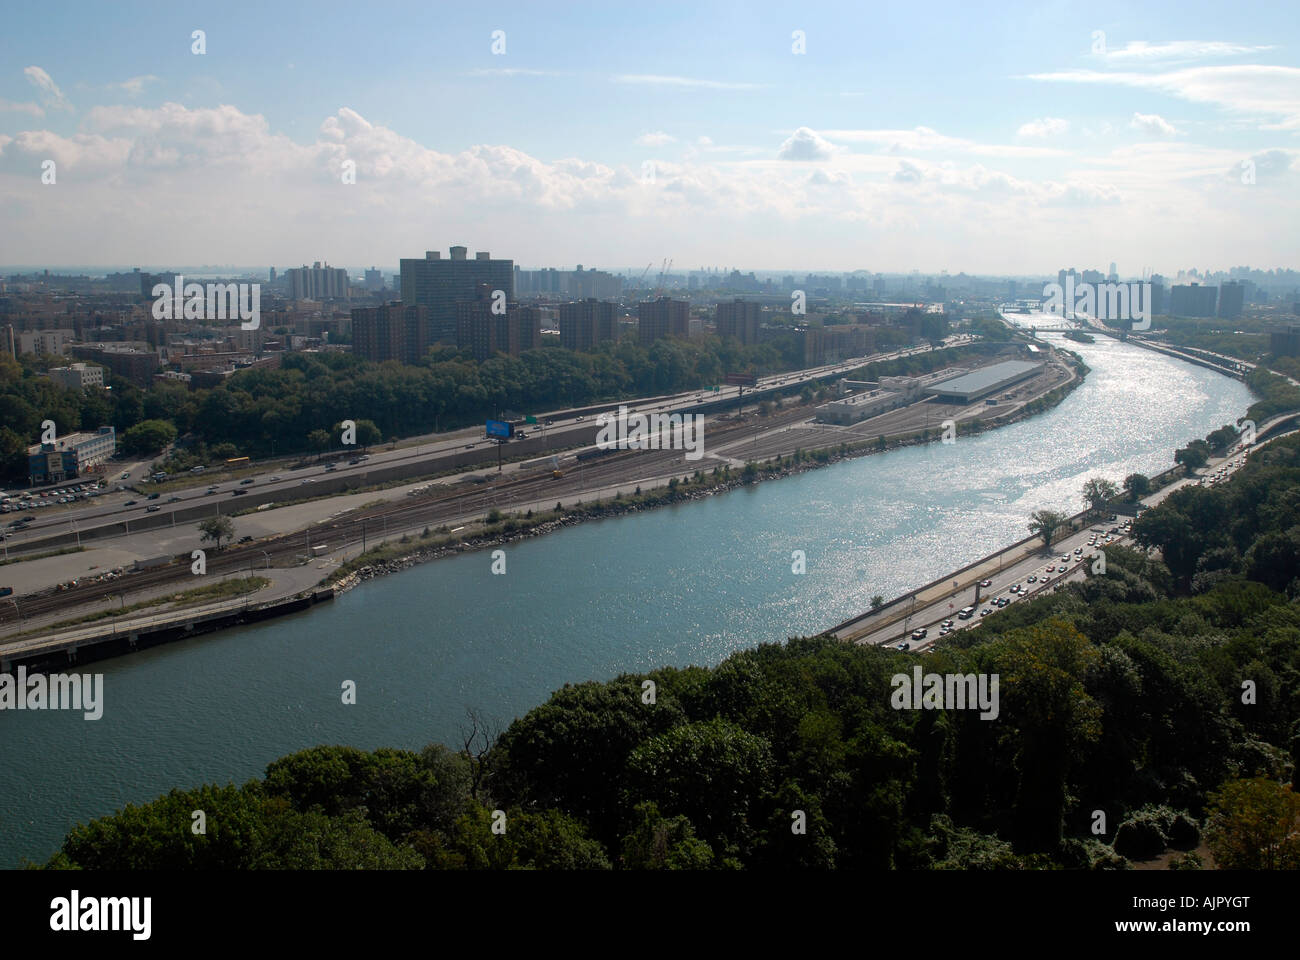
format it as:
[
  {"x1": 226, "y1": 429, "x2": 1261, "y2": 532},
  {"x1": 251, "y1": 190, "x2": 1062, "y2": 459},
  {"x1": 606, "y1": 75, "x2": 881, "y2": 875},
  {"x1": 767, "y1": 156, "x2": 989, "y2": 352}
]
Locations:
[
  {"x1": 655, "y1": 257, "x2": 673, "y2": 298},
  {"x1": 635, "y1": 261, "x2": 653, "y2": 292}
]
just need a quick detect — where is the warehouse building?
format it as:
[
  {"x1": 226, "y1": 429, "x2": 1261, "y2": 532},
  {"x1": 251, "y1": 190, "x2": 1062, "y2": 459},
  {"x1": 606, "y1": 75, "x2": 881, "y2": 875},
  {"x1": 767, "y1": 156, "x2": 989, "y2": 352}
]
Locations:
[{"x1": 923, "y1": 360, "x2": 1044, "y2": 404}]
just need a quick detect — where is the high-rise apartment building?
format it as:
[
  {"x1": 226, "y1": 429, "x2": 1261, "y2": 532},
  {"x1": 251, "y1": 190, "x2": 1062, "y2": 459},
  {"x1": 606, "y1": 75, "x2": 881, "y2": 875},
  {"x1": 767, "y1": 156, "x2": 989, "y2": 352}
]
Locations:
[
  {"x1": 637, "y1": 297, "x2": 690, "y2": 344},
  {"x1": 454, "y1": 285, "x2": 540, "y2": 360},
  {"x1": 1169, "y1": 283, "x2": 1218, "y2": 318},
  {"x1": 351, "y1": 302, "x2": 430, "y2": 365},
  {"x1": 715, "y1": 299, "x2": 762, "y2": 345},
  {"x1": 400, "y1": 246, "x2": 515, "y2": 346},
  {"x1": 364, "y1": 267, "x2": 385, "y2": 292},
  {"x1": 1217, "y1": 280, "x2": 1245, "y2": 319},
  {"x1": 558, "y1": 299, "x2": 618, "y2": 351},
  {"x1": 286, "y1": 262, "x2": 350, "y2": 300}
]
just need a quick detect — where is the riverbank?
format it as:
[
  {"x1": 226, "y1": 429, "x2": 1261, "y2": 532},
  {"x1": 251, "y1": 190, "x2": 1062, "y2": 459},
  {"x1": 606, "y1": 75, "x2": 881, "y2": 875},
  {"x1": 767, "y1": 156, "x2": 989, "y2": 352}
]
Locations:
[{"x1": 332, "y1": 351, "x2": 1091, "y2": 593}]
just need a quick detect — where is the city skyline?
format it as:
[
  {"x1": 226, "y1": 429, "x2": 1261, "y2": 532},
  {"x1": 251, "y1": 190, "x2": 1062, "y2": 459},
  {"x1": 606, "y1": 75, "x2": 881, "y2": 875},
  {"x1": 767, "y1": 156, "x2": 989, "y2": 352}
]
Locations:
[{"x1": 0, "y1": 0, "x2": 1297, "y2": 273}]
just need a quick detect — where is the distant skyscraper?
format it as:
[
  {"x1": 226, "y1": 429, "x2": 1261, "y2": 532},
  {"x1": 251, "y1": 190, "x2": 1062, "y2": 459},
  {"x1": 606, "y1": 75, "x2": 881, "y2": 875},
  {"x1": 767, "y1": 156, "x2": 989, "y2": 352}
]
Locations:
[
  {"x1": 1108, "y1": 262, "x2": 1118, "y2": 282},
  {"x1": 637, "y1": 297, "x2": 690, "y2": 344},
  {"x1": 400, "y1": 246, "x2": 514, "y2": 345},
  {"x1": 286, "y1": 262, "x2": 349, "y2": 300},
  {"x1": 364, "y1": 267, "x2": 385, "y2": 292},
  {"x1": 1217, "y1": 280, "x2": 1245, "y2": 319}
]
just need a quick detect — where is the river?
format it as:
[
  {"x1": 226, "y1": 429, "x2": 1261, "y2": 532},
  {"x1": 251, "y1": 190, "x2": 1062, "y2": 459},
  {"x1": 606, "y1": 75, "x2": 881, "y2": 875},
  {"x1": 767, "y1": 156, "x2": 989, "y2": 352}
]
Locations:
[{"x1": 0, "y1": 333, "x2": 1253, "y2": 866}]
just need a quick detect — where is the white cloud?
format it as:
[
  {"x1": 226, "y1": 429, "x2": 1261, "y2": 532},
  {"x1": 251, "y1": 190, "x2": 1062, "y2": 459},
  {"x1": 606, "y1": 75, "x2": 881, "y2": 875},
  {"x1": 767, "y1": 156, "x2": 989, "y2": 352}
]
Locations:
[
  {"x1": 0, "y1": 98, "x2": 43, "y2": 117},
  {"x1": 1017, "y1": 117, "x2": 1069, "y2": 138},
  {"x1": 778, "y1": 127, "x2": 837, "y2": 161},
  {"x1": 635, "y1": 131, "x2": 676, "y2": 146},
  {"x1": 612, "y1": 74, "x2": 766, "y2": 91},
  {"x1": 1096, "y1": 41, "x2": 1276, "y2": 65},
  {"x1": 1129, "y1": 112, "x2": 1177, "y2": 136},
  {"x1": 823, "y1": 126, "x2": 1068, "y2": 158},
  {"x1": 24, "y1": 65, "x2": 70, "y2": 111},
  {"x1": 109, "y1": 75, "x2": 160, "y2": 97},
  {"x1": 0, "y1": 101, "x2": 1294, "y2": 272},
  {"x1": 1024, "y1": 65, "x2": 1300, "y2": 131}
]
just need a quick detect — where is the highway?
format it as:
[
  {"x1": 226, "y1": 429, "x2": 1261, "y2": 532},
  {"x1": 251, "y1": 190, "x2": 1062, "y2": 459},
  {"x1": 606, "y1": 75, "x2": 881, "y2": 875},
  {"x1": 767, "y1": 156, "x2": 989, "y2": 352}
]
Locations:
[
  {"x1": 1, "y1": 337, "x2": 973, "y2": 558},
  {"x1": 832, "y1": 436, "x2": 1261, "y2": 651}
]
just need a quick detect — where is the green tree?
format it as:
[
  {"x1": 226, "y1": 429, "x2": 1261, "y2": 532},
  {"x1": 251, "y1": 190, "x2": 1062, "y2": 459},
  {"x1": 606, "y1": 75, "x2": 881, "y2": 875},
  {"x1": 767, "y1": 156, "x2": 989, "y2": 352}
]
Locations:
[
  {"x1": 1123, "y1": 472, "x2": 1151, "y2": 500},
  {"x1": 307, "y1": 429, "x2": 331, "y2": 459},
  {"x1": 1028, "y1": 509, "x2": 1069, "y2": 550},
  {"x1": 1204, "y1": 778, "x2": 1300, "y2": 869},
  {"x1": 1081, "y1": 477, "x2": 1120, "y2": 516},
  {"x1": 198, "y1": 515, "x2": 235, "y2": 550},
  {"x1": 1174, "y1": 439, "x2": 1211, "y2": 472},
  {"x1": 121, "y1": 418, "x2": 178, "y2": 455}
]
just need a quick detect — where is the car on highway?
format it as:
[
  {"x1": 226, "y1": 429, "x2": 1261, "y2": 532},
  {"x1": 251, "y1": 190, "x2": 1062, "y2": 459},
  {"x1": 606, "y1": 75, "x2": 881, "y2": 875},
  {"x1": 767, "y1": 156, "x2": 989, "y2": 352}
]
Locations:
[
  {"x1": 574, "y1": 416, "x2": 584, "y2": 422},
  {"x1": 240, "y1": 477, "x2": 255, "y2": 485},
  {"x1": 979, "y1": 608, "x2": 992, "y2": 617},
  {"x1": 996, "y1": 597, "x2": 1009, "y2": 607},
  {"x1": 269, "y1": 476, "x2": 281, "y2": 482},
  {"x1": 124, "y1": 500, "x2": 138, "y2": 506},
  {"x1": 206, "y1": 487, "x2": 218, "y2": 495},
  {"x1": 238, "y1": 535, "x2": 254, "y2": 543},
  {"x1": 1059, "y1": 555, "x2": 1071, "y2": 563},
  {"x1": 300, "y1": 479, "x2": 314, "y2": 485},
  {"x1": 1027, "y1": 575, "x2": 1038, "y2": 583},
  {"x1": 231, "y1": 489, "x2": 248, "y2": 496},
  {"x1": 911, "y1": 627, "x2": 928, "y2": 640},
  {"x1": 941, "y1": 619, "x2": 954, "y2": 629},
  {"x1": 1009, "y1": 584, "x2": 1021, "y2": 594},
  {"x1": 168, "y1": 496, "x2": 181, "y2": 502},
  {"x1": 463, "y1": 445, "x2": 474, "y2": 451},
  {"x1": 895, "y1": 642, "x2": 910, "y2": 651},
  {"x1": 147, "y1": 492, "x2": 160, "y2": 500},
  {"x1": 979, "y1": 579, "x2": 992, "y2": 588},
  {"x1": 958, "y1": 606, "x2": 976, "y2": 619},
  {"x1": 1046, "y1": 565, "x2": 1056, "y2": 572},
  {"x1": 1074, "y1": 546, "x2": 1083, "y2": 555},
  {"x1": 146, "y1": 505, "x2": 161, "y2": 512},
  {"x1": 325, "y1": 463, "x2": 337, "y2": 471}
]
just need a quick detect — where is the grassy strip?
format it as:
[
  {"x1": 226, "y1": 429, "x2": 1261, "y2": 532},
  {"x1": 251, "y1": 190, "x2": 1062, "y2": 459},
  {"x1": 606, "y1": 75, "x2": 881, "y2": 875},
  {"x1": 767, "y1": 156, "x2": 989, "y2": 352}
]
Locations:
[
  {"x1": 40, "y1": 576, "x2": 271, "y2": 632},
  {"x1": 0, "y1": 545, "x2": 85, "y2": 568}
]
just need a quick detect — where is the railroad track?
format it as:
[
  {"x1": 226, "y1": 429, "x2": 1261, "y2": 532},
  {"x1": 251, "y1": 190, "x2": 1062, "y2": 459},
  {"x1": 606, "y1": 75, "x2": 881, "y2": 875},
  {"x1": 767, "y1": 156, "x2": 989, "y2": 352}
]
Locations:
[{"x1": 0, "y1": 408, "x2": 814, "y2": 632}]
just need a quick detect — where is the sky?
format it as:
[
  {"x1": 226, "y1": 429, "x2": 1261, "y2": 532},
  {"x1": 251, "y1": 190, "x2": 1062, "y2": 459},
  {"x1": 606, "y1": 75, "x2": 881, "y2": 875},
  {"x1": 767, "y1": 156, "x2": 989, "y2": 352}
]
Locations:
[{"x1": 1, "y1": 0, "x2": 1297, "y2": 276}]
